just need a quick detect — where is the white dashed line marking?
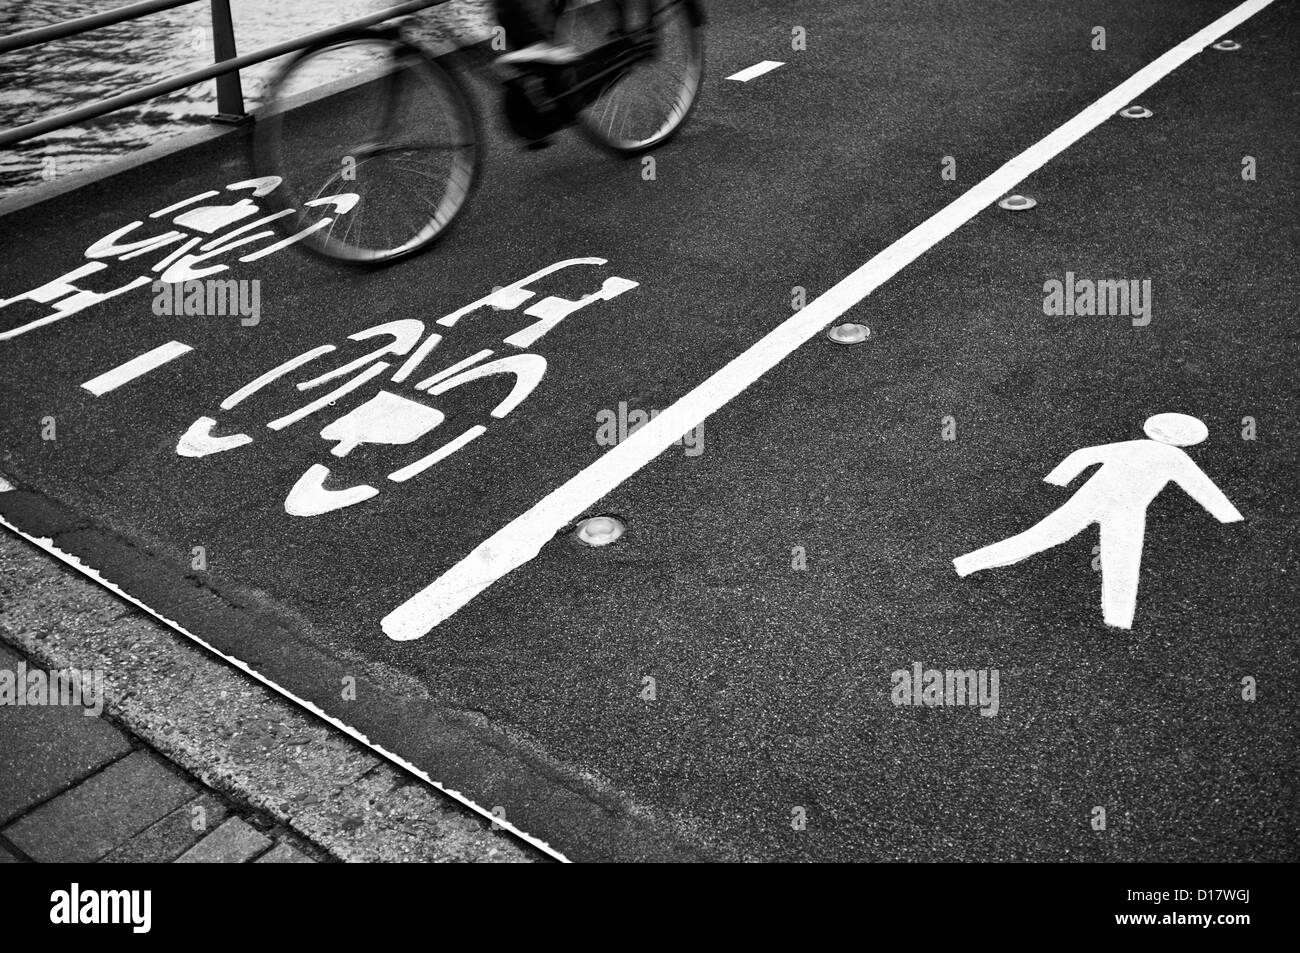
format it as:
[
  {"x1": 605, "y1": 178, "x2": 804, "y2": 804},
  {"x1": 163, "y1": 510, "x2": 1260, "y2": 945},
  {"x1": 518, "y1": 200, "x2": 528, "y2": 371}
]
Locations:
[
  {"x1": 726, "y1": 60, "x2": 785, "y2": 82},
  {"x1": 80, "y1": 341, "x2": 193, "y2": 396}
]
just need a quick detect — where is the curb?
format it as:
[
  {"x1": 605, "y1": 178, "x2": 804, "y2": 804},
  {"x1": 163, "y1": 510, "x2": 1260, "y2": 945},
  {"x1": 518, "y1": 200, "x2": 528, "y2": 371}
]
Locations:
[{"x1": 0, "y1": 532, "x2": 538, "y2": 862}]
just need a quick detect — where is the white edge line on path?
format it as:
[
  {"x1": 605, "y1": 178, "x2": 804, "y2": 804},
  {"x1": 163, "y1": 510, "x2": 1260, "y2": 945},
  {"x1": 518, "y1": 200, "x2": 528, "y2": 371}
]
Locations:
[
  {"x1": 726, "y1": 60, "x2": 786, "y2": 82},
  {"x1": 0, "y1": 515, "x2": 569, "y2": 863},
  {"x1": 382, "y1": 0, "x2": 1275, "y2": 643},
  {"x1": 81, "y1": 341, "x2": 193, "y2": 396}
]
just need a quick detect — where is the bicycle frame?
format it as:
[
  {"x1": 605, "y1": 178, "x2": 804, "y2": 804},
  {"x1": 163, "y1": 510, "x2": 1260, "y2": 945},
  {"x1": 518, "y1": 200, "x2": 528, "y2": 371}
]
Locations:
[{"x1": 505, "y1": 0, "x2": 705, "y2": 119}]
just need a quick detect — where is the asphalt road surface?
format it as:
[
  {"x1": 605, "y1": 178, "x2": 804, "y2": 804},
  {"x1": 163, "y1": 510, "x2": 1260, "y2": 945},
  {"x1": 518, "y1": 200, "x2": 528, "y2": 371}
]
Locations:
[{"x1": 1, "y1": 0, "x2": 1297, "y2": 861}]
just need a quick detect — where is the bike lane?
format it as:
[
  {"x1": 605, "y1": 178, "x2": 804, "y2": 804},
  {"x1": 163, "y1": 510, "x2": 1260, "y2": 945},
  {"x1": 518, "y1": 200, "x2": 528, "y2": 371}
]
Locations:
[{"x1": 1, "y1": 0, "x2": 1289, "y2": 860}]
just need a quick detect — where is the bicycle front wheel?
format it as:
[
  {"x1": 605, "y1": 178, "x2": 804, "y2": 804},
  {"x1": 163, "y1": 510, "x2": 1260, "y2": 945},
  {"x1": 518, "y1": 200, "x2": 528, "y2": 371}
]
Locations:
[
  {"x1": 253, "y1": 30, "x2": 481, "y2": 265},
  {"x1": 559, "y1": 0, "x2": 705, "y2": 156}
]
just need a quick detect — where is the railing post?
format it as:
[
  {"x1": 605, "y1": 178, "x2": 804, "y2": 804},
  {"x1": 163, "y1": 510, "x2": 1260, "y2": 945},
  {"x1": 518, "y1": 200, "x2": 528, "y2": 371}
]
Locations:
[{"x1": 209, "y1": 0, "x2": 246, "y2": 122}]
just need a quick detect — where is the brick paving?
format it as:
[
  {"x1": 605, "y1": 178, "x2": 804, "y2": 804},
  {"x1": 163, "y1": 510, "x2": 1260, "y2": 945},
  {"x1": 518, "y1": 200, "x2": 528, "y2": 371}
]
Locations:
[
  {"x1": 0, "y1": 643, "x2": 132, "y2": 823},
  {"x1": 0, "y1": 640, "x2": 321, "y2": 863},
  {"x1": 174, "y1": 817, "x2": 272, "y2": 863}
]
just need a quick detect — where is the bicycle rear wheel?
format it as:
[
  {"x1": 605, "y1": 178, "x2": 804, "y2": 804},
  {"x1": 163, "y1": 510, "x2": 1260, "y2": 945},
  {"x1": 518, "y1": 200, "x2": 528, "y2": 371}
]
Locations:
[
  {"x1": 253, "y1": 30, "x2": 481, "y2": 265},
  {"x1": 559, "y1": 0, "x2": 705, "y2": 155}
]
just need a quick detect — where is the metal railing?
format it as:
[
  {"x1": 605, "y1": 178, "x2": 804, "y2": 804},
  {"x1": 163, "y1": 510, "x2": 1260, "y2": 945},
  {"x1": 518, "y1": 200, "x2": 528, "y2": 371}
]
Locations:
[{"x1": 0, "y1": 0, "x2": 448, "y2": 149}]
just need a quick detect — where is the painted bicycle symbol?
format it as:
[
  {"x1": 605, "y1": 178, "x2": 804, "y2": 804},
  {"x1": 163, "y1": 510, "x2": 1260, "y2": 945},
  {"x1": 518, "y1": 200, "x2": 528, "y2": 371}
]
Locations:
[
  {"x1": 175, "y1": 257, "x2": 638, "y2": 516},
  {"x1": 0, "y1": 176, "x2": 356, "y2": 341}
]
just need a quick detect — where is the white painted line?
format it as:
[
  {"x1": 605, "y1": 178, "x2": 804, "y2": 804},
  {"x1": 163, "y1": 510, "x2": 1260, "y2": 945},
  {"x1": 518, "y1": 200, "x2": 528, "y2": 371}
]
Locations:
[
  {"x1": 0, "y1": 514, "x2": 568, "y2": 863},
  {"x1": 222, "y1": 344, "x2": 335, "y2": 410},
  {"x1": 0, "y1": 476, "x2": 13, "y2": 492},
  {"x1": 389, "y1": 425, "x2": 487, "y2": 483},
  {"x1": 80, "y1": 341, "x2": 193, "y2": 396},
  {"x1": 383, "y1": 0, "x2": 1275, "y2": 642},
  {"x1": 266, "y1": 361, "x2": 388, "y2": 431},
  {"x1": 415, "y1": 348, "x2": 493, "y2": 391},
  {"x1": 726, "y1": 60, "x2": 785, "y2": 82}
]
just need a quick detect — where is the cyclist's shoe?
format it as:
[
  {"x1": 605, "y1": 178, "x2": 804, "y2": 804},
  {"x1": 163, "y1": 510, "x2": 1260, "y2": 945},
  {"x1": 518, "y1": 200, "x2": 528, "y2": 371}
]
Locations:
[{"x1": 498, "y1": 41, "x2": 583, "y2": 66}]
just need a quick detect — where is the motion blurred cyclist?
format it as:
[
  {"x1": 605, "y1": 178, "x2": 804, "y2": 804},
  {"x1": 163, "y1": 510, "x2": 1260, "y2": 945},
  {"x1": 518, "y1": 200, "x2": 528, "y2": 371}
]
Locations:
[{"x1": 495, "y1": 0, "x2": 629, "y2": 63}]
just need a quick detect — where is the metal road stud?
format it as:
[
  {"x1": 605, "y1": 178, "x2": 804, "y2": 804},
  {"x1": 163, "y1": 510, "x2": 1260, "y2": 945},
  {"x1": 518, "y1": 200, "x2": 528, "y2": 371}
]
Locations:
[
  {"x1": 1212, "y1": 39, "x2": 1241, "y2": 51},
  {"x1": 997, "y1": 194, "x2": 1037, "y2": 211},
  {"x1": 1118, "y1": 105, "x2": 1153, "y2": 119},
  {"x1": 828, "y1": 322, "x2": 871, "y2": 344},
  {"x1": 576, "y1": 515, "x2": 625, "y2": 546}
]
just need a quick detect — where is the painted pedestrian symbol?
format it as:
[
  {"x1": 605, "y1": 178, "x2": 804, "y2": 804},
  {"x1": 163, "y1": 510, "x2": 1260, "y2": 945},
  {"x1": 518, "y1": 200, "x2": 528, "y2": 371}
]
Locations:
[{"x1": 953, "y1": 413, "x2": 1243, "y2": 628}]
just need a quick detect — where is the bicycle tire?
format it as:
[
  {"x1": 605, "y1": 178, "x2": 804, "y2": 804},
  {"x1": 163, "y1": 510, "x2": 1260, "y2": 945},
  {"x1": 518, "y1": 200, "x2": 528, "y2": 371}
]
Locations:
[
  {"x1": 560, "y1": 0, "x2": 705, "y2": 156},
  {"x1": 252, "y1": 29, "x2": 482, "y2": 266}
]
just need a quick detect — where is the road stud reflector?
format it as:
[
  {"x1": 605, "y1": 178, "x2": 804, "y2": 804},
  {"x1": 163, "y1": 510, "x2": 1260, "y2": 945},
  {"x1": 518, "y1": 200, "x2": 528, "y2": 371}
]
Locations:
[
  {"x1": 997, "y1": 194, "x2": 1037, "y2": 211},
  {"x1": 828, "y1": 323, "x2": 871, "y2": 344},
  {"x1": 576, "y1": 516, "x2": 625, "y2": 547}
]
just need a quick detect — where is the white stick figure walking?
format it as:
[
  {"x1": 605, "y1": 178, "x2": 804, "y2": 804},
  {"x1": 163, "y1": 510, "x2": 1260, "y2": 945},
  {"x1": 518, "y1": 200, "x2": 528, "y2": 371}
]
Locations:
[{"x1": 953, "y1": 413, "x2": 1243, "y2": 628}]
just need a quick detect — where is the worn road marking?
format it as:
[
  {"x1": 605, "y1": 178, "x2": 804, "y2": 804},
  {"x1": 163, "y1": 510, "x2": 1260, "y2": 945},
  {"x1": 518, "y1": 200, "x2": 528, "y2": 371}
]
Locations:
[
  {"x1": 726, "y1": 60, "x2": 785, "y2": 82},
  {"x1": 383, "y1": 0, "x2": 1277, "y2": 641},
  {"x1": 80, "y1": 341, "x2": 193, "y2": 396}
]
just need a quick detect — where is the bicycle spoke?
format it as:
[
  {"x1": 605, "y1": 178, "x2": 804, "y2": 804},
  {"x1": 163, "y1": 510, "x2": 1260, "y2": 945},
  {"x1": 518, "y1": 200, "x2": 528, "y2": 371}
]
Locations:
[
  {"x1": 254, "y1": 32, "x2": 479, "y2": 264},
  {"x1": 566, "y1": 1, "x2": 703, "y2": 153}
]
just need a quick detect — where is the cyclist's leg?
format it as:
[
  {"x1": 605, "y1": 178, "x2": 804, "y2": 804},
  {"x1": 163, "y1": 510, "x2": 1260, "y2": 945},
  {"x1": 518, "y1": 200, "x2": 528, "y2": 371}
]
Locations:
[{"x1": 497, "y1": 0, "x2": 585, "y2": 63}]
